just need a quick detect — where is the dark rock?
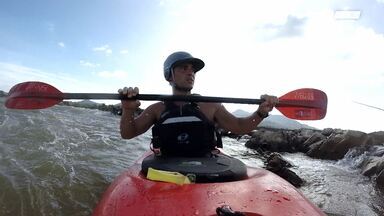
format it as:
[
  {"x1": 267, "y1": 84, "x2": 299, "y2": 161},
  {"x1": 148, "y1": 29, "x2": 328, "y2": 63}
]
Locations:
[
  {"x1": 245, "y1": 128, "x2": 319, "y2": 153},
  {"x1": 266, "y1": 152, "x2": 293, "y2": 170},
  {"x1": 321, "y1": 128, "x2": 334, "y2": 136},
  {"x1": 276, "y1": 168, "x2": 304, "y2": 188},
  {"x1": 245, "y1": 128, "x2": 383, "y2": 161},
  {"x1": 306, "y1": 140, "x2": 325, "y2": 157},
  {"x1": 377, "y1": 169, "x2": 384, "y2": 188},
  {"x1": 301, "y1": 132, "x2": 325, "y2": 152},
  {"x1": 369, "y1": 131, "x2": 384, "y2": 145},
  {"x1": 265, "y1": 153, "x2": 304, "y2": 187},
  {"x1": 245, "y1": 129, "x2": 291, "y2": 152},
  {"x1": 369, "y1": 145, "x2": 384, "y2": 157},
  {"x1": 306, "y1": 133, "x2": 343, "y2": 159},
  {"x1": 361, "y1": 157, "x2": 384, "y2": 177},
  {"x1": 306, "y1": 130, "x2": 373, "y2": 160}
]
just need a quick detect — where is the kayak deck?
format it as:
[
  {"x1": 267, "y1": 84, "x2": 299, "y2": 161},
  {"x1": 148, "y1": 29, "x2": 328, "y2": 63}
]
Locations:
[{"x1": 92, "y1": 152, "x2": 325, "y2": 216}]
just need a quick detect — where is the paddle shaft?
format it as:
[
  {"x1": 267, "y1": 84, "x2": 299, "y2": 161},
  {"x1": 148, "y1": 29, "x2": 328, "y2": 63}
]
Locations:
[
  {"x1": 17, "y1": 93, "x2": 317, "y2": 108},
  {"x1": 60, "y1": 93, "x2": 313, "y2": 108},
  {"x1": 66, "y1": 93, "x2": 263, "y2": 104}
]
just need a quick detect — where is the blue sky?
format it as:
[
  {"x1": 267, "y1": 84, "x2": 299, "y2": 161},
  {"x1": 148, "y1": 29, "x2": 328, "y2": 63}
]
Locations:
[{"x1": 1, "y1": 0, "x2": 383, "y2": 133}]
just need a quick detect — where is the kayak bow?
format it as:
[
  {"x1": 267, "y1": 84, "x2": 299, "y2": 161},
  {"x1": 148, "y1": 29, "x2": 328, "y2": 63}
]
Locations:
[{"x1": 92, "y1": 151, "x2": 325, "y2": 216}]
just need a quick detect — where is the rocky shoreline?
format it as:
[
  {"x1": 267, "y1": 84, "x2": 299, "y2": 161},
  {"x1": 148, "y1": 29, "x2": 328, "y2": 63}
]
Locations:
[{"x1": 242, "y1": 127, "x2": 384, "y2": 190}]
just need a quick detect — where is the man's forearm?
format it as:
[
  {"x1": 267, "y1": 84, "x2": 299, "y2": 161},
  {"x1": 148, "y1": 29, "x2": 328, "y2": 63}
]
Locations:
[
  {"x1": 120, "y1": 108, "x2": 138, "y2": 139},
  {"x1": 236, "y1": 111, "x2": 265, "y2": 134}
]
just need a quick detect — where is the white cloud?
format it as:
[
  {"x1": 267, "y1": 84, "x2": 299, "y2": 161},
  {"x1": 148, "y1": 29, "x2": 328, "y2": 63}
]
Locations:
[
  {"x1": 80, "y1": 60, "x2": 100, "y2": 68},
  {"x1": 93, "y1": 45, "x2": 112, "y2": 56},
  {"x1": 0, "y1": 62, "x2": 78, "y2": 92},
  {"x1": 58, "y1": 42, "x2": 65, "y2": 48},
  {"x1": 0, "y1": 62, "x2": 125, "y2": 94},
  {"x1": 120, "y1": 50, "x2": 129, "y2": 55},
  {"x1": 334, "y1": 10, "x2": 361, "y2": 20},
  {"x1": 97, "y1": 70, "x2": 129, "y2": 79}
]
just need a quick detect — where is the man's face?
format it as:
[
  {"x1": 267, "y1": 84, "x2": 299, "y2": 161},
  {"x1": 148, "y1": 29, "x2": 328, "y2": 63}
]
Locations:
[{"x1": 171, "y1": 62, "x2": 196, "y2": 90}]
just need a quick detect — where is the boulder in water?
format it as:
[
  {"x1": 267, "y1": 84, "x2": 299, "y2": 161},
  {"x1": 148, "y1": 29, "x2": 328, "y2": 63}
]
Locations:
[
  {"x1": 369, "y1": 131, "x2": 384, "y2": 145},
  {"x1": 306, "y1": 130, "x2": 373, "y2": 160},
  {"x1": 265, "y1": 153, "x2": 304, "y2": 188},
  {"x1": 361, "y1": 157, "x2": 384, "y2": 177},
  {"x1": 377, "y1": 169, "x2": 384, "y2": 189}
]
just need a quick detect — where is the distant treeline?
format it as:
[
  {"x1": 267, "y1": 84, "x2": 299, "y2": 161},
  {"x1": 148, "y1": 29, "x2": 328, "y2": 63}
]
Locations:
[
  {"x1": 0, "y1": 91, "x2": 7, "y2": 97},
  {"x1": 59, "y1": 100, "x2": 143, "y2": 116}
]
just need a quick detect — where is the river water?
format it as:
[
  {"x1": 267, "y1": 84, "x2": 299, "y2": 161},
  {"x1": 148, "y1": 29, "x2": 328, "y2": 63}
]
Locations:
[{"x1": 0, "y1": 98, "x2": 383, "y2": 216}]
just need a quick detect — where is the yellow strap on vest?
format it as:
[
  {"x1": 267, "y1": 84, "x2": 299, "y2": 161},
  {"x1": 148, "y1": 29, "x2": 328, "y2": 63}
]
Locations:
[{"x1": 146, "y1": 167, "x2": 192, "y2": 185}]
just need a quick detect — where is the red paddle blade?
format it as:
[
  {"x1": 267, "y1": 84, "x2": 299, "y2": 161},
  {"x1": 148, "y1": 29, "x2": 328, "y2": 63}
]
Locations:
[
  {"x1": 5, "y1": 82, "x2": 64, "y2": 109},
  {"x1": 276, "y1": 88, "x2": 327, "y2": 120}
]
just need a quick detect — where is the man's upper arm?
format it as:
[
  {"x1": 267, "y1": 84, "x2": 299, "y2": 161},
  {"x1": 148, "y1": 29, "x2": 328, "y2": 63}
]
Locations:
[
  {"x1": 134, "y1": 103, "x2": 161, "y2": 135},
  {"x1": 213, "y1": 104, "x2": 238, "y2": 132}
]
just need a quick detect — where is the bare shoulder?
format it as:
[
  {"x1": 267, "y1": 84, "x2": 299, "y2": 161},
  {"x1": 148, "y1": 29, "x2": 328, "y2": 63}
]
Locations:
[{"x1": 144, "y1": 102, "x2": 165, "y2": 119}]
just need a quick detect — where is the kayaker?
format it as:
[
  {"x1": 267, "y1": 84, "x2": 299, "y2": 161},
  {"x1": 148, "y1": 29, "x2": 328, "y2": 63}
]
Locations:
[{"x1": 118, "y1": 51, "x2": 278, "y2": 157}]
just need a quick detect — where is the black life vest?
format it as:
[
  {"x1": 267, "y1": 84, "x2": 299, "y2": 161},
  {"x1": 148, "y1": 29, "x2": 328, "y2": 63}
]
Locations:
[{"x1": 151, "y1": 102, "x2": 221, "y2": 157}]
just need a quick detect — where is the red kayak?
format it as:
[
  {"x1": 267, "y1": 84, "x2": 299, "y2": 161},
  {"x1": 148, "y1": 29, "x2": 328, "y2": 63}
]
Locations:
[{"x1": 92, "y1": 151, "x2": 325, "y2": 216}]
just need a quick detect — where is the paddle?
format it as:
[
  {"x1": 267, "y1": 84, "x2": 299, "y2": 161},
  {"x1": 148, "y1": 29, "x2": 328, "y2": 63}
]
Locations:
[{"x1": 5, "y1": 81, "x2": 327, "y2": 120}]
